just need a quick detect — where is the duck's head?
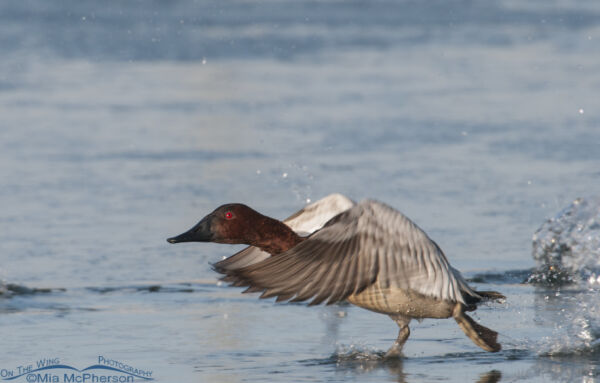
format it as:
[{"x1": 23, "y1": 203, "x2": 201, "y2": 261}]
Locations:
[{"x1": 167, "y1": 203, "x2": 264, "y2": 245}]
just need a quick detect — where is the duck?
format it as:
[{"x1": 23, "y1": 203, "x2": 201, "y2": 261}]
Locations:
[{"x1": 167, "y1": 193, "x2": 504, "y2": 356}]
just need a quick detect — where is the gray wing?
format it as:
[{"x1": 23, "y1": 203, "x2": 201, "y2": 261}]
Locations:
[
  {"x1": 213, "y1": 193, "x2": 355, "y2": 273},
  {"x1": 221, "y1": 200, "x2": 469, "y2": 304},
  {"x1": 213, "y1": 246, "x2": 272, "y2": 272}
]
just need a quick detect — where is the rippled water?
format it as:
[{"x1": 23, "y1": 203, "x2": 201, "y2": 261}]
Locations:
[{"x1": 1, "y1": 1, "x2": 600, "y2": 382}]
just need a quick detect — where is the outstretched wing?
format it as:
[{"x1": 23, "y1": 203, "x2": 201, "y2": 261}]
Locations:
[
  {"x1": 213, "y1": 193, "x2": 355, "y2": 273},
  {"x1": 221, "y1": 200, "x2": 469, "y2": 305}
]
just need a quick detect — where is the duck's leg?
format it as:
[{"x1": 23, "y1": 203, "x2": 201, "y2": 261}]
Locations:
[
  {"x1": 384, "y1": 314, "x2": 411, "y2": 358},
  {"x1": 452, "y1": 303, "x2": 501, "y2": 352}
]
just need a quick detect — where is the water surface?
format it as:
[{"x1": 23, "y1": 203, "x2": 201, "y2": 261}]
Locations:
[{"x1": 1, "y1": 1, "x2": 600, "y2": 382}]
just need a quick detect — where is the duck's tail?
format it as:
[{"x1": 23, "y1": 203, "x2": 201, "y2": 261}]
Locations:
[
  {"x1": 475, "y1": 290, "x2": 506, "y2": 302},
  {"x1": 450, "y1": 267, "x2": 505, "y2": 308},
  {"x1": 453, "y1": 303, "x2": 501, "y2": 352},
  {"x1": 463, "y1": 289, "x2": 505, "y2": 312}
]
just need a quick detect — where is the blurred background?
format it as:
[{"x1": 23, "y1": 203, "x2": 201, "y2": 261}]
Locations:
[{"x1": 1, "y1": 1, "x2": 599, "y2": 382}]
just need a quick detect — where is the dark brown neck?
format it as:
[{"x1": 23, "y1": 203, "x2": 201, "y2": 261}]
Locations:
[{"x1": 250, "y1": 216, "x2": 304, "y2": 255}]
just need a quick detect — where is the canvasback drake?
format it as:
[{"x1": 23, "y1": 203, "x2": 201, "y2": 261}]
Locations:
[{"x1": 167, "y1": 193, "x2": 504, "y2": 355}]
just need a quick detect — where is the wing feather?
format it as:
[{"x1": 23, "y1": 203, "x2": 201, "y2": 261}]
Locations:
[
  {"x1": 322, "y1": 239, "x2": 354, "y2": 305},
  {"x1": 213, "y1": 246, "x2": 270, "y2": 273},
  {"x1": 222, "y1": 200, "x2": 467, "y2": 304},
  {"x1": 308, "y1": 256, "x2": 346, "y2": 305}
]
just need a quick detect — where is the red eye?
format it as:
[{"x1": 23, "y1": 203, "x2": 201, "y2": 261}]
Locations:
[{"x1": 224, "y1": 211, "x2": 233, "y2": 220}]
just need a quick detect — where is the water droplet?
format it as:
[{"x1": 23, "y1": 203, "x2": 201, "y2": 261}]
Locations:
[
  {"x1": 256, "y1": 169, "x2": 261, "y2": 175},
  {"x1": 579, "y1": 108, "x2": 585, "y2": 114},
  {"x1": 282, "y1": 172, "x2": 288, "y2": 178},
  {"x1": 202, "y1": 58, "x2": 207, "y2": 65},
  {"x1": 306, "y1": 198, "x2": 311, "y2": 203}
]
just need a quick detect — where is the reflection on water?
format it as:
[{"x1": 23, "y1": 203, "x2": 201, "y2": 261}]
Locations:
[
  {"x1": 331, "y1": 351, "x2": 408, "y2": 383},
  {"x1": 310, "y1": 348, "x2": 503, "y2": 383},
  {"x1": 476, "y1": 371, "x2": 502, "y2": 383}
]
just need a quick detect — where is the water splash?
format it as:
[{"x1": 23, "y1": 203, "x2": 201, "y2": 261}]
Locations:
[
  {"x1": 333, "y1": 344, "x2": 386, "y2": 363},
  {"x1": 328, "y1": 344, "x2": 405, "y2": 378},
  {"x1": 530, "y1": 196, "x2": 600, "y2": 286},
  {"x1": 519, "y1": 283, "x2": 600, "y2": 364},
  {"x1": 526, "y1": 197, "x2": 600, "y2": 357}
]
